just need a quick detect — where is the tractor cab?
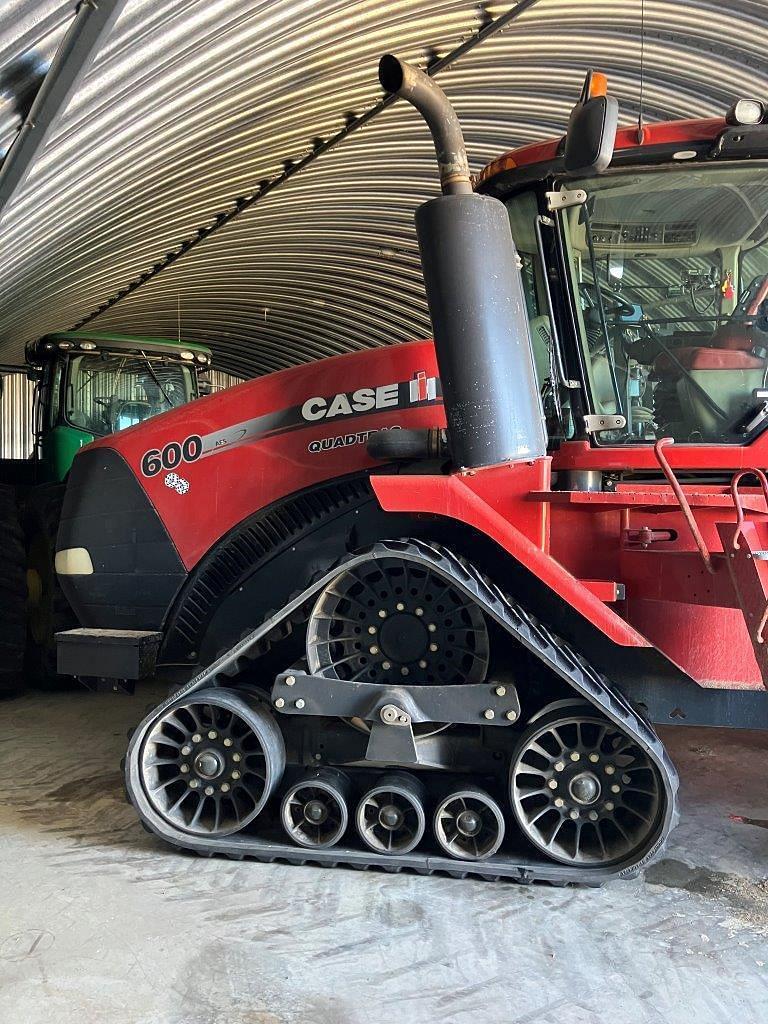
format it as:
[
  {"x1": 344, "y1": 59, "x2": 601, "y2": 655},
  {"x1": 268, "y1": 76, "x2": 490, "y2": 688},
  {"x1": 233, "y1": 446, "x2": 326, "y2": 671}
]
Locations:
[
  {"x1": 478, "y1": 89, "x2": 768, "y2": 449},
  {"x1": 24, "y1": 331, "x2": 212, "y2": 482}
]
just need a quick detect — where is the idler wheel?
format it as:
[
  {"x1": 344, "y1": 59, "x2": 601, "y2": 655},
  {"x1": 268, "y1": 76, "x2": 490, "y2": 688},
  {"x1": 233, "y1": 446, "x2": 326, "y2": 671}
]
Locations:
[
  {"x1": 306, "y1": 553, "x2": 489, "y2": 686},
  {"x1": 510, "y1": 708, "x2": 663, "y2": 866},
  {"x1": 139, "y1": 688, "x2": 285, "y2": 837}
]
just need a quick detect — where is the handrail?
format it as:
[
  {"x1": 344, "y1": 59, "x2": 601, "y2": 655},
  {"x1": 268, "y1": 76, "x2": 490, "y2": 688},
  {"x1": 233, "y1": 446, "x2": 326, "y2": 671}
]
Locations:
[
  {"x1": 653, "y1": 437, "x2": 715, "y2": 574},
  {"x1": 729, "y1": 468, "x2": 768, "y2": 644},
  {"x1": 730, "y1": 468, "x2": 768, "y2": 551}
]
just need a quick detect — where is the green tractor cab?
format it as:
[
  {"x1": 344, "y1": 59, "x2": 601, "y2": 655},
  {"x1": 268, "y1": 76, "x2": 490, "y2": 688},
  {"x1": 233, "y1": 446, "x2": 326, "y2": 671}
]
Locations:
[
  {"x1": 0, "y1": 331, "x2": 214, "y2": 694},
  {"x1": 24, "y1": 331, "x2": 213, "y2": 483}
]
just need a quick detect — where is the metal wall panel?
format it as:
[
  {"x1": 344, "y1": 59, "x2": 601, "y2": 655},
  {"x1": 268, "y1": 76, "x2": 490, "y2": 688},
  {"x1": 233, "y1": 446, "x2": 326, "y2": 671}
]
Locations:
[
  {"x1": 0, "y1": 370, "x2": 34, "y2": 459},
  {"x1": 0, "y1": 1, "x2": 766, "y2": 378}
]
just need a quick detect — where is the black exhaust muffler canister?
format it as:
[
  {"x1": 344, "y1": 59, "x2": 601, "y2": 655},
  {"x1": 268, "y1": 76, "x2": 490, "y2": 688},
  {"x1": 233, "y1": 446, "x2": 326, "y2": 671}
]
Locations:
[{"x1": 379, "y1": 55, "x2": 546, "y2": 469}]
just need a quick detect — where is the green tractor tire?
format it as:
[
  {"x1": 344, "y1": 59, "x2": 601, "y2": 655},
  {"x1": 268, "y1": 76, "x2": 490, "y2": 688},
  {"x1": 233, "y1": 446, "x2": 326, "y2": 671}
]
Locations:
[
  {"x1": 0, "y1": 485, "x2": 26, "y2": 696},
  {"x1": 23, "y1": 484, "x2": 78, "y2": 689}
]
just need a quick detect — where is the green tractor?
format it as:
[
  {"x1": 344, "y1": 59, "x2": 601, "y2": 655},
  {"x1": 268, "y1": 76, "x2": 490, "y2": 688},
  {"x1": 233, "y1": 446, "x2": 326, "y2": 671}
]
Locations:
[{"x1": 0, "y1": 331, "x2": 214, "y2": 694}]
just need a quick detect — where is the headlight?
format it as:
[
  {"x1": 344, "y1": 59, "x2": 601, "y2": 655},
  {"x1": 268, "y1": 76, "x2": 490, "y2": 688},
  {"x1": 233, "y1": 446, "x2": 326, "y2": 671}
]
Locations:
[
  {"x1": 726, "y1": 99, "x2": 765, "y2": 126},
  {"x1": 179, "y1": 350, "x2": 195, "y2": 360},
  {"x1": 196, "y1": 353, "x2": 209, "y2": 363},
  {"x1": 79, "y1": 341, "x2": 97, "y2": 351}
]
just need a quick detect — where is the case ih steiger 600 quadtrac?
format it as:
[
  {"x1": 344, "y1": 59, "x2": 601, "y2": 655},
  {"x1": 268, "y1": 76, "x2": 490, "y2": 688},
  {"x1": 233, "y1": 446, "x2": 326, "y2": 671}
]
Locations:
[{"x1": 55, "y1": 57, "x2": 768, "y2": 883}]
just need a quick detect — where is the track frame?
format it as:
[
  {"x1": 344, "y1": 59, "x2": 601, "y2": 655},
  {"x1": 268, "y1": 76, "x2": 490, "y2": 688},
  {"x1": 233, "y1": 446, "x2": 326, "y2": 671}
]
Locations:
[{"x1": 124, "y1": 539, "x2": 679, "y2": 884}]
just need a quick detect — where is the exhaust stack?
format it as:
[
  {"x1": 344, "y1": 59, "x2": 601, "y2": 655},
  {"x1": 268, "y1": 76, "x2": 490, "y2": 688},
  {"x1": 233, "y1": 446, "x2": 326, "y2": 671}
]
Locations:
[
  {"x1": 378, "y1": 54, "x2": 472, "y2": 196},
  {"x1": 379, "y1": 55, "x2": 546, "y2": 469}
]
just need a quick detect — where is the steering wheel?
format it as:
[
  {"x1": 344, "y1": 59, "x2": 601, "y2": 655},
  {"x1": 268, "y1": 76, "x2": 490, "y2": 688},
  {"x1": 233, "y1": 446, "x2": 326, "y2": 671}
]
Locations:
[{"x1": 579, "y1": 282, "x2": 636, "y2": 319}]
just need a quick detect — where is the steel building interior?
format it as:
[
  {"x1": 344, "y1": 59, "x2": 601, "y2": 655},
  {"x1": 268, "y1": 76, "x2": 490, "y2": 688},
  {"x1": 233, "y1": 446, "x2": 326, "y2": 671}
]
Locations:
[{"x1": 0, "y1": 1, "x2": 767, "y2": 1022}]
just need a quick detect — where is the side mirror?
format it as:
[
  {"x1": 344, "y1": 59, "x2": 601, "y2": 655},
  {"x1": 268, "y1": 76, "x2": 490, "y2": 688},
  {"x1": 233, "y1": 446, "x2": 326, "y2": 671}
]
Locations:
[{"x1": 564, "y1": 71, "x2": 618, "y2": 175}]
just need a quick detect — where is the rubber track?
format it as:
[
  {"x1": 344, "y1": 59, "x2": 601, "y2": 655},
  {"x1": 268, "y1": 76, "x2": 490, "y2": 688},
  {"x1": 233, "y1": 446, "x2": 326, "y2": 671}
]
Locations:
[{"x1": 125, "y1": 539, "x2": 679, "y2": 885}]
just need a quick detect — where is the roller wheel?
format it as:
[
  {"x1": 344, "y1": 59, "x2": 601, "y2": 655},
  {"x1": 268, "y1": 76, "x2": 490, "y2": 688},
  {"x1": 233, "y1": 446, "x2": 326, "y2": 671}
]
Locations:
[
  {"x1": 138, "y1": 688, "x2": 285, "y2": 836},
  {"x1": 434, "y1": 788, "x2": 505, "y2": 861},
  {"x1": 0, "y1": 485, "x2": 25, "y2": 696},
  {"x1": 281, "y1": 769, "x2": 350, "y2": 849},
  {"x1": 356, "y1": 772, "x2": 426, "y2": 855},
  {"x1": 510, "y1": 709, "x2": 663, "y2": 866}
]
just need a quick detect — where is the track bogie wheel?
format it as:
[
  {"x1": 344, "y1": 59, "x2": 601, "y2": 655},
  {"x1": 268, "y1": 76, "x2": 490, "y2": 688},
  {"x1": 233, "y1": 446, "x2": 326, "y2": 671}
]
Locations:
[
  {"x1": 434, "y1": 788, "x2": 506, "y2": 861},
  {"x1": 281, "y1": 769, "x2": 350, "y2": 849},
  {"x1": 139, "y1": 688, "x2": 285, "y2": 836},
  {"x1": 356, "y1": 772, "x2": 426, "y2": 855},
  {"x1": 510, "y1": 708, "x2": 663, "y2": 866}
]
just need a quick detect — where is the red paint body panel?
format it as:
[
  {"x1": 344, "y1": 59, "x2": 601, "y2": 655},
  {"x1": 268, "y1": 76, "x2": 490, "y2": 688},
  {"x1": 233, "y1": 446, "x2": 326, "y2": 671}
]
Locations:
[
  {"x1": 370, "y1": 466, "x2": 651, "y2": 649},
  {"x1": 477, "y1": 117, "x2": 726, "y2": 186},
  {"x1": 552, "y1": 438, "x2": 768, "y2": 473},
  {"x1": 84, "y1": 340, "x2": 444, "y2": 569},
  {"x1": 373, "y1": 469, "x2": 768, "y2": 687}
]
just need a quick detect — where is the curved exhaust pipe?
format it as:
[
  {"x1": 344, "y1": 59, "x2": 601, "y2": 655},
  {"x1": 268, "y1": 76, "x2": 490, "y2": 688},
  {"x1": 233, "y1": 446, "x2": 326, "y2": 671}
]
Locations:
[
  {"x1": 378, "y1": 53, "x2": 546, "y2": 470},
  {"x1": 379, "y1": 54, "x2": 472, "y2": 196}
]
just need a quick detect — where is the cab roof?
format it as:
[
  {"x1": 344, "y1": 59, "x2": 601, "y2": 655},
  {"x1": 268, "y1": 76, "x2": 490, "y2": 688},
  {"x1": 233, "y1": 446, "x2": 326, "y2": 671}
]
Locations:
[
  {"x1": 28, "y1": 331, "x2": 213, "y2": 361},
  {"x1": 477, "y1": 116, "x2": 728, "y2": 196}
]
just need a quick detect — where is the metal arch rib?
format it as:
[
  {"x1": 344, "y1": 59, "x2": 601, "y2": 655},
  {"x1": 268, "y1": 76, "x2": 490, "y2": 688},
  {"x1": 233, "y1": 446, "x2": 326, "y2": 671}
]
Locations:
[
  {"x1": 68, "y1": 0, "x2": 544, "y2": 332},
  {"x1": 124, "y1": 537, "x2": 679, "y2": 884},
  {"x1": 0, "y1": 0, "x2": 126, "y2": 222}
]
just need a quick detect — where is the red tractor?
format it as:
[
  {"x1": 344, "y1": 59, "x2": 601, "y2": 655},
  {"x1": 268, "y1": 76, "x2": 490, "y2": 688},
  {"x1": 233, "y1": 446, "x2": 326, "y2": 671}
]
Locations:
[{"x1": 55, "y1": 58, "x2": 768, "y2": 882}]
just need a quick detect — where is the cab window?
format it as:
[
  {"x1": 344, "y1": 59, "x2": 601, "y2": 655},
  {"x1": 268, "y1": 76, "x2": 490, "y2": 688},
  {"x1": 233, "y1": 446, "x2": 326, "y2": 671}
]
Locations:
[
  {"x1": 506, "y1": 189, "x2": 574, "y2": 439},
  {"x1": 561, "y1": 163, "x2": 768, "y2": 443}
]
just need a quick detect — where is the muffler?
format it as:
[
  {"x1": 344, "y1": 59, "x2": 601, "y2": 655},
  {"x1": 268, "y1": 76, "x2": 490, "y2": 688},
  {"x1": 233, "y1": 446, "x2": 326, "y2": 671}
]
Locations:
[{"x1": 379, "y1": 55, "x2": 546, "y2": 470}]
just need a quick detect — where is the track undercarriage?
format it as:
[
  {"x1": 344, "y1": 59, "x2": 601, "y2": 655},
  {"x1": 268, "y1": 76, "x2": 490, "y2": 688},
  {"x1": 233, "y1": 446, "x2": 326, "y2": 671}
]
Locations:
[{"x1": 125, "y1": 539, "x2": 679, "y2": 884}]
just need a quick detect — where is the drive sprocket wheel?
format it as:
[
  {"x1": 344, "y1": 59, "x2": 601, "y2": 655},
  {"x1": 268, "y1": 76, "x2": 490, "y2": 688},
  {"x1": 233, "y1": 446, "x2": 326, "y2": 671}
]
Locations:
[
  {"x1": 306, "y1": 553, "x2": 489, "y2": 685},
  {"x1": 510, "y1": 709, "x2": 663, "y2": 866},
  {"x1": 139, "y1": 688, "x2": 285, "y2": 837}
]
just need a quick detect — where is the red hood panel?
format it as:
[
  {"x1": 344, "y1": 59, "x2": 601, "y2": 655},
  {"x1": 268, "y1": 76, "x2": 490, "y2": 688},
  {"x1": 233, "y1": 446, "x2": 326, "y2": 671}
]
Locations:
[{"x1": 82, "y1": 341, "x2": 444, "y2": 569}]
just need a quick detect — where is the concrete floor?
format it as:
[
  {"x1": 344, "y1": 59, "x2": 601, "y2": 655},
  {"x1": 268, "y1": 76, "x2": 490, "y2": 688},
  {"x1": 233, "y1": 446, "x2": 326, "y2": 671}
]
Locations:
[{"x1": 1, "y1": 687, "x2": 767, "y2": 1024}]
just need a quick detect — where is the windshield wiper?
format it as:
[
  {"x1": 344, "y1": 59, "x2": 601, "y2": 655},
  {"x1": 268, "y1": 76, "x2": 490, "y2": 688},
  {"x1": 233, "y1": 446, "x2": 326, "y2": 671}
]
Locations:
[{"x1": 140, "y1": 350, "x2": 174, "y2": 408}]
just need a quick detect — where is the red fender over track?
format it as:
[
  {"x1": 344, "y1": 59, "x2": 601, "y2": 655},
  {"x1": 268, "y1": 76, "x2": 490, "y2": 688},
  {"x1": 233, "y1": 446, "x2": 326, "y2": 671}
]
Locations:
[{"x1": 370, "y1": 468, "x2": 651, "y2": 649}]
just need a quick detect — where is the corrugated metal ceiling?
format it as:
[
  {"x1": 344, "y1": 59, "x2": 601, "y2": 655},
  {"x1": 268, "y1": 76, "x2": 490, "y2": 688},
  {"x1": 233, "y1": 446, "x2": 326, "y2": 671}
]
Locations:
[{"x1": 0, "y1": 0, "x2": 767, "y2": 377}]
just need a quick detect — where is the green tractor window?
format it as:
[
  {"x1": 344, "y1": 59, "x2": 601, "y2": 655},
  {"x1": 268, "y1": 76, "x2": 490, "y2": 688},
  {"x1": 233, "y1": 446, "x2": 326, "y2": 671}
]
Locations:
[{"x1": 65, "y1": 353, "x2": 195, "y2": 436}]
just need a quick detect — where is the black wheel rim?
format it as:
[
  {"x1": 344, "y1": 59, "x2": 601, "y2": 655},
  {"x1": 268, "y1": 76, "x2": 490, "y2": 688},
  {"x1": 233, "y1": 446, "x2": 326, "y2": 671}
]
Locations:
[
  {"x1": 434, "y1": 790, "x2": 505, "y2": 860},
  {"x1": 140, "y1": 691, "x2": 284, "y2": 836},
  {"x1": 281, "y1": 780, "x2": 348, "y2": 848},
  {"x1": 307, "y1": 555, "x2": 489, "y2": 686},
  {"x1": 356, "y1": 782, "x2": 425, "y2": 854},
  {"x1": 510, "y1": 713, "x2": 662, "y2": 866}
]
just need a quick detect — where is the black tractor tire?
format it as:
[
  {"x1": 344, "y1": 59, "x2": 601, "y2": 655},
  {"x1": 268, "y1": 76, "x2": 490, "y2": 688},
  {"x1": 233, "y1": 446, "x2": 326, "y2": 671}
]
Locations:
[
  {"x1": 22, "y1": 483, "x2": 78, "y2": 689},
  {"x1": 0, "y1": 484, "x2": 26, "y2": 697}
]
